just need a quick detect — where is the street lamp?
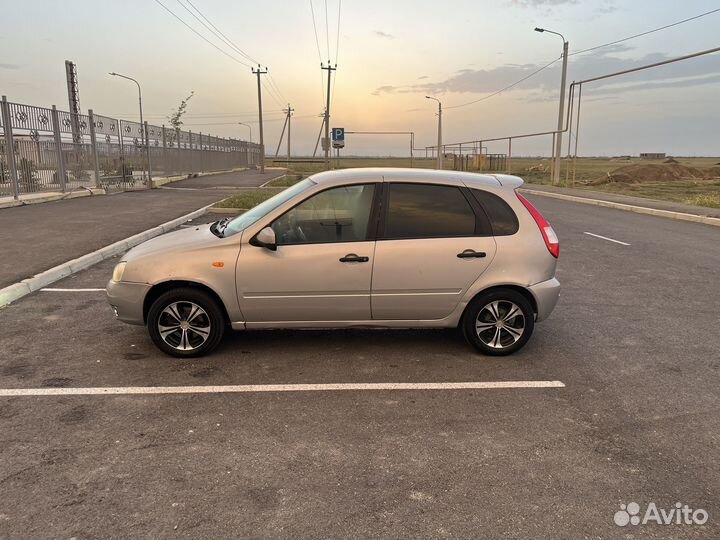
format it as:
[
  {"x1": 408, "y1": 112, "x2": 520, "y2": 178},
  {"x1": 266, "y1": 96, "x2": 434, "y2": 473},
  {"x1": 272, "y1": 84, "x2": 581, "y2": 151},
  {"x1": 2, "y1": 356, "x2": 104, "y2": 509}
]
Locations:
[
  {"x1": 534, "y1": 27, "x2": 569, "y2": 185},
  {"x1": 109, "y1": 71, "x2": 149, "y2": 182},
  {"x1": 238, "y1": 122, "x2": 252, "y2": 142},
  {"x1": 426, "y1": 96, "x2": 442, "y2": 170}
]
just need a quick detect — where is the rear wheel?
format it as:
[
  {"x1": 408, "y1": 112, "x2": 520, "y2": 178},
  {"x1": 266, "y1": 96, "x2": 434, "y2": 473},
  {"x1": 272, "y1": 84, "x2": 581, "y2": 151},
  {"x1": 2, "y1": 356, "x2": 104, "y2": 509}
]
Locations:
[
  {"x1": 147, "y1": 288, "x2": 225, "y2": 358},
  {"x1": 462, "y1": 289, "x2": 534, "y2": 356}
]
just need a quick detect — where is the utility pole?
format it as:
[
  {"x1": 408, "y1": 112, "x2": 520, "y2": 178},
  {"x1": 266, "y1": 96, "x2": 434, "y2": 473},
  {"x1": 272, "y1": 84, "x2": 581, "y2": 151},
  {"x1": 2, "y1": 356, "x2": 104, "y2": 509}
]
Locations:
[
  {"x1": 321, "y1": 62, "x2": 336, "y2": 170},
  {"x1": 274, "y1": 104, "x2": 294, "y2": 165},
  {"x1": 426, "y1": 96, "x2": 442, "y2": 169},
  {"x1": 535, "y1": 27, "x2": 568, "y2": 185},
  {"x1": 252, "y1": 65, "x2": 268, "y2": 173},
  {"x1": 285, "y1": 104, "x2": 293, "y2": 165}
]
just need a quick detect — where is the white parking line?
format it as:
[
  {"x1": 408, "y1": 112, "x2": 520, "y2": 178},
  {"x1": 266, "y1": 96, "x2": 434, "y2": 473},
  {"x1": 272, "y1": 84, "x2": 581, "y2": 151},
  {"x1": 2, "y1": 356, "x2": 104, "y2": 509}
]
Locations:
[
  {"x1": 40, "y1": 288, "x2": 105, "y2": 292},
  {"x1": 0, "y1": 381, "x2": 565, "y2": 397},
  {"x1": 583, "y1": 231, "x2": 631, "y2": 246}
]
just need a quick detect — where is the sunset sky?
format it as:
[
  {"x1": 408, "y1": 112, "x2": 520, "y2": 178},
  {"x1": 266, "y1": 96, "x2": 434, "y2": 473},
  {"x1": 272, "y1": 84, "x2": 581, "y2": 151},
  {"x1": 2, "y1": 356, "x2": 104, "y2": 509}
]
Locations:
[{"x1": 2, "y1": 0, "x2": 719, "y2": 156}]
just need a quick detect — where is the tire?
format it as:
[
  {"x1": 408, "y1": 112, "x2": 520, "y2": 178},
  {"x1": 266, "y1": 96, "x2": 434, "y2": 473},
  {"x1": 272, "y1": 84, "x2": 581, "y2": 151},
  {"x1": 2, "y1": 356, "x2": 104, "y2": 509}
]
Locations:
[
  {"x1": 147, "y1": 287, "x2": 226, "y2": 358},
  {"x1": 462, "y1": 288, "x2": 535, "y2": 356}
]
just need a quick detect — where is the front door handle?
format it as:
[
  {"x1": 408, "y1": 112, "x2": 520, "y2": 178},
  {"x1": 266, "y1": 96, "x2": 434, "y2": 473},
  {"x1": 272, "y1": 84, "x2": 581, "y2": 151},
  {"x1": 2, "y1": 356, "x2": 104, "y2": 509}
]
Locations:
[
  {"x1": 339, "y1": 253, "x2": 369, "y2": 263},
  {"x1": 457, "y1": 249, "x2": 486, "y2": 259}
]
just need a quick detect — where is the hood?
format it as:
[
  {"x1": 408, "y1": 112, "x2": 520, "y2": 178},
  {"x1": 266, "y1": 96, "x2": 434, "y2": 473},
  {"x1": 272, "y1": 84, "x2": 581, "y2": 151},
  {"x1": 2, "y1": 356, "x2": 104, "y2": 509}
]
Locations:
[{"x1": 123, "y1": 224, "x2": 220, "y2": 261}]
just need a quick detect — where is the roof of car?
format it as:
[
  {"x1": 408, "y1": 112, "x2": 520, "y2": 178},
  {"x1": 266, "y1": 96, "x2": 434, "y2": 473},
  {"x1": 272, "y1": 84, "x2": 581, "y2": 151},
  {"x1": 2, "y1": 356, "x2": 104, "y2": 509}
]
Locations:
[{"x1": 308, "y1": 167, "x2": 523, "y2": 189}]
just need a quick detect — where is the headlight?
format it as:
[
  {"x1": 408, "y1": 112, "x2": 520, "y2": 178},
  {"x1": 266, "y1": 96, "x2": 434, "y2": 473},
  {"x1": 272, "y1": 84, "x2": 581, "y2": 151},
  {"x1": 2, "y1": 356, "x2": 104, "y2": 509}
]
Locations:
[{"x1": 112, "y1": 262, "x2": 127, "y2": 282}]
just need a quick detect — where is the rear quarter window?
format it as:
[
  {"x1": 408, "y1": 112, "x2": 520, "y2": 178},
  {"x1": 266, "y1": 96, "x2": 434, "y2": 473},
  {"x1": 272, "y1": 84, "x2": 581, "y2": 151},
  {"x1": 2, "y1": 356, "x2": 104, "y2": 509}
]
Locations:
[{"x1": 470, "y1": 189, "x2": 519, "y2": 236}]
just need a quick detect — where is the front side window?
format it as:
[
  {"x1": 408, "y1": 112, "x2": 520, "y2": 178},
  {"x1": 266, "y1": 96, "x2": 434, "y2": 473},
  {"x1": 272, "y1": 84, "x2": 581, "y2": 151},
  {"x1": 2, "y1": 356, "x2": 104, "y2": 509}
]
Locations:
[
  {"x1": 271, "y1": 183, "x2": 376, "y2": 245},
  {"x1": 223, "y1": 178, "x2": 314, "y2": 236},
  {"x1": 383, "y1": 183, "x2": 476, "y2": 239}
]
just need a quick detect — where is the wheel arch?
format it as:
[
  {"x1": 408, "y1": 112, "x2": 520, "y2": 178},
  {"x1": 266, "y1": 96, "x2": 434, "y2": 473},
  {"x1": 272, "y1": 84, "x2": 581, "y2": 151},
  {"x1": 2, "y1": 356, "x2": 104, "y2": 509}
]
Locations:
[
  {"x1": 142, "y1": 280, "x2": 231, "y2": 325},
  {"x1": 460, "y1": 284, "x2": 538, "y2": 326}
]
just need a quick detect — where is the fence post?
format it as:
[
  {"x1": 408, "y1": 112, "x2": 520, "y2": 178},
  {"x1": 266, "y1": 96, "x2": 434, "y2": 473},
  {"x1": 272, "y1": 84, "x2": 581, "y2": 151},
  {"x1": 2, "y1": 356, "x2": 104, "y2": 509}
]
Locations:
[
  {"x1": 198, "y1": 132, "x2": 203, "y2": 172},
  {"x1": 88, "y1": 109, "x2": 101, "y2": 188},
  {"x1": 189, "y1": 130, "x2": 194, "y2": 174},
  {"x1": 51, "y1": 105, "x2": 67, "y2": 193},
  {"x1": 1, "y1": 96, "x2": 20, "y2": 200},
  {"x1": 161, "y1": 124, "x2": 167, "y2": 176},
  {"x1": 144, "y1": 121, "x2": 153, "y2": 187}
]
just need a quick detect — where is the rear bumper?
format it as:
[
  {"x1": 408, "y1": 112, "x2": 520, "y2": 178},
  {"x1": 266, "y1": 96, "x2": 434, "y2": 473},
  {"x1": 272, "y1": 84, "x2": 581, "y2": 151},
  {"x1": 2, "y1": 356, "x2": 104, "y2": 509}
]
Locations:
[
  {"x1": 106, "y1": 280, "x2": 150, "y2": 326},
  {"x1": 529, "y1": 277, "x2": 560, "y2": 322}
]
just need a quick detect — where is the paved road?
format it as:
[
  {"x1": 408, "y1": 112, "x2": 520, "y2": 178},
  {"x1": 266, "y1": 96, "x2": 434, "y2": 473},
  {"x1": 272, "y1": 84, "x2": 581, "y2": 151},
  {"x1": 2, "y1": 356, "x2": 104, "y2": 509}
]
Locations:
[
  {"x1": 0, "y1": 196, "x2": 717, "y2": 539},
  {"x1": 0, "y1": 170, "x2": 281, "y2": 288}
]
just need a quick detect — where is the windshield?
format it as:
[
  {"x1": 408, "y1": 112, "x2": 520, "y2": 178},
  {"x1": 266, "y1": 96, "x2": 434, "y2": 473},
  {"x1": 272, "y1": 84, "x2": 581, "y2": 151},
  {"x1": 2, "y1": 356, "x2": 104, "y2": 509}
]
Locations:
[{"x1": 222, "y1": 178, "x2": 315, "y2": 237}]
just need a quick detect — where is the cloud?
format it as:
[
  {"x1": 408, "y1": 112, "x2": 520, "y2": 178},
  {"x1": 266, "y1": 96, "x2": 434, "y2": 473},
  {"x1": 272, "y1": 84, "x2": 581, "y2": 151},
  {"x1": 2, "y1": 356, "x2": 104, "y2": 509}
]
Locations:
[
  {"x1": 417, "y1": 75, "x2": 429, "y2": 80},
  {"x1": 0, "y1": 63, "x2": 20, "y2": 70},
  {"x1": 372, "y1": 47, "x2": 720, "y2": 99},
  {"x1": 595, "y1": 1, "x2": 618, "y2": 14},
  {"x1": 510, "y1": 0, "x2": 576, "y2": 6},
  {"x1": 374, "y1": 31, "x2": 394, "y2": 39}
]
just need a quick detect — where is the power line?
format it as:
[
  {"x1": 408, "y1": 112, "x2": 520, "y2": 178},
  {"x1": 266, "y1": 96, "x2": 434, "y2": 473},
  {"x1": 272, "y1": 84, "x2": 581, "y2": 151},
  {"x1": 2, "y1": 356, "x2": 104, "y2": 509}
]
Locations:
[
  {"x1": 262, "y1": 80, "x2": 285, "y2": 109},
  {"x1": 175, "y1": 0, "x2": 258, "y2": 65},
  {"x1": 153, "y1": 0, "x2": 253, "y2": 67},
  {"x1": 309, "y1": 0, "x2": 326, "y2": 106},
  {"x1": 445, "y1": 56, "x2": 561, "y2": 110},
  {"x1": 441, "y1": 7, "x2": 720, "y2": 112},
  {"x1": 325, "y1": 0, "x2": 331, "y2": 61},
  {"x1": 331, "y1": 0, "x2": 342, "y2": 107},
  {"x1": 267, "y1": 72, "x2": 287, "y2": 104},
  {"x1": 570, "y1": 7, "x2": 720, "y2": 57}
]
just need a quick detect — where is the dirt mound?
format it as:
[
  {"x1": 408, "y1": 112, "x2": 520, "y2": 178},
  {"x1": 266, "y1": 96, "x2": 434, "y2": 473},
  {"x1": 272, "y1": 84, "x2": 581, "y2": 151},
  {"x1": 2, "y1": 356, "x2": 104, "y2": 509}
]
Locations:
[
  {"x1": 705, "y1": 166, "x2": 720, "y2": 178},
  {"x1": 663, "y1": 157, "x2": 678, "y2": 164},
  {"x1": 591, "y1": 163, "x2": 707, "y2": 185}
]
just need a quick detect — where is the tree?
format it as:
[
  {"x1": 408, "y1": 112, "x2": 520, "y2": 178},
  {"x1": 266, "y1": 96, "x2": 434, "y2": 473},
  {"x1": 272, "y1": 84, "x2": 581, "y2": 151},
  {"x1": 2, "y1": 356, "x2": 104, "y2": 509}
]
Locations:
[{"x1": 167, "y1": 91, "x2": 195, "y2": 130}]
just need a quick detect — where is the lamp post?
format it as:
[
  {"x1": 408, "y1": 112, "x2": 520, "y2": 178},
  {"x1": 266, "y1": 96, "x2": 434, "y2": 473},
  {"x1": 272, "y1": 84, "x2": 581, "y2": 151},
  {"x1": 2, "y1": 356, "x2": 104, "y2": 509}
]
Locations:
[
  {"x1": 535, "y1": 27, "x2": 568, "y2": 185},
  {"x1": 426, "y1": 96, "x2": 442, "y2": 170},
  {"x1": 238, "y1": 122, "x2": 253, "y2": 142},
  {"x1": 109, "y1": 72, "x2": 149, "y2": 182}
]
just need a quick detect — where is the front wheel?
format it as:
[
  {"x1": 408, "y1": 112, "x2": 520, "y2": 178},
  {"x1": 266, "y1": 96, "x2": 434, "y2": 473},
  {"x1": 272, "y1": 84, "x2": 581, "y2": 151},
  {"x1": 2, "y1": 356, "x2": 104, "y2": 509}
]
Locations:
[
  {"x1": 147, "y1": 288, "x2": 225, "y2": 358},
  {"x1": 462, "y1": 289, "x2": 535, "y2": 356}
]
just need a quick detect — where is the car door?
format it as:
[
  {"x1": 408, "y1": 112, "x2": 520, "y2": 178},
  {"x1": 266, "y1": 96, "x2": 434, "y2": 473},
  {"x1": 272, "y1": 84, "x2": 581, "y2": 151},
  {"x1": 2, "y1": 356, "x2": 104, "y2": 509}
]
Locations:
[
  {"x1": 237, "y1": 182, "x2": 379, "y2": 323},
  {"x1": 371, "y1": 182, "x2": 497, "y2": 320}
]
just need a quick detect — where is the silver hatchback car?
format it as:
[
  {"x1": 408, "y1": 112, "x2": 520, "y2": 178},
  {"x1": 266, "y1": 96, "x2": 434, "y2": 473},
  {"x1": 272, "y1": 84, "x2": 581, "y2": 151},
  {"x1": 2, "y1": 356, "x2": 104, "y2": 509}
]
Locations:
[{"x1": 107, "y1": 168, "x2": 560, "y2": 358}]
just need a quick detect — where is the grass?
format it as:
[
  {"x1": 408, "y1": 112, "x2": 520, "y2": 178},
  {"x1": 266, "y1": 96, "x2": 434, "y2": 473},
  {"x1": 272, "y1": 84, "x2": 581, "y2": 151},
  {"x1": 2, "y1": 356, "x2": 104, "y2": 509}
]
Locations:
[
  {"x1": 247, "y1": 156, "x2": 720, "y2": 210},
  {"x1": 214, "y1": 189, "x2": 280, "y2": 209},
  {"x1": 266, "y1": 173, "x2": 304, "y2": 187},
  {"x1": 685, "y1": 193, "x2": 720, "y2": 208}
]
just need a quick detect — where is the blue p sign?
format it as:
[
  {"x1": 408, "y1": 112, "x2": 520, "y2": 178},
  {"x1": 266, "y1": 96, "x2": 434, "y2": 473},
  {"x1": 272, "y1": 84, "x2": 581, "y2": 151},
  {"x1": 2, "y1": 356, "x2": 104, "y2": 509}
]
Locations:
[{"x1": 332, "y1": 127, "x2": 345, "y2": 142}]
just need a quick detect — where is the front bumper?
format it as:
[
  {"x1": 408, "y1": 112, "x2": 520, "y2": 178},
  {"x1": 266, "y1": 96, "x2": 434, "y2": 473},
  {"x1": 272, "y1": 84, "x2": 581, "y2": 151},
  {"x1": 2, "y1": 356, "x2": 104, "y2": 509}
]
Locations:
[
  {"x1": 106, "y1": 280, "x2": 150, "y2": 326},
  {"x1": 528, "y1": 277, "x2": 560, "y2": 322}
]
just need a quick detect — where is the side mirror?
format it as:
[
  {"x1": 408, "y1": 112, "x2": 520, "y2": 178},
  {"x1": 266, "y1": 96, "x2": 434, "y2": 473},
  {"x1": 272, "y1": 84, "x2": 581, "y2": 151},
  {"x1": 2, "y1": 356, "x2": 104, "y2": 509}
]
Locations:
[{"x1": 251, "y1": 226, "x2": 277, "y2": 251}]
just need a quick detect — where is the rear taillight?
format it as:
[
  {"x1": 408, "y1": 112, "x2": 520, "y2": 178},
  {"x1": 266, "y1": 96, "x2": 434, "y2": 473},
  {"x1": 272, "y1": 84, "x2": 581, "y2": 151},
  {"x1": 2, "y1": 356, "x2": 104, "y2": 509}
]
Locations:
[{"x1": 516, "y1": 192, "x2": 559, "y2": 258}]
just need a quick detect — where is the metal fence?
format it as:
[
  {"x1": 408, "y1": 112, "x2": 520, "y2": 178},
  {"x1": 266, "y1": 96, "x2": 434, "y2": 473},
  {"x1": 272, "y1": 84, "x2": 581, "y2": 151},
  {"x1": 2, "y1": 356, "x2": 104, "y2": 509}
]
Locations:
[{"x1": 0, "y1": 95, "x2": 262, "y2": 199}]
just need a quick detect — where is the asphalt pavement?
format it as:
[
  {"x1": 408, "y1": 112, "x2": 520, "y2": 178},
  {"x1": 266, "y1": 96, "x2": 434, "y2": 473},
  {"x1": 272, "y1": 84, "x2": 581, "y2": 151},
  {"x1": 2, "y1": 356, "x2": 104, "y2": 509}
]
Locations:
[
  {"x1": 0, "y1": 194, "x2": 718, "y2": 539},
  {"x1": 0, "y1": 170, "x2": 282, "y2": 289}
]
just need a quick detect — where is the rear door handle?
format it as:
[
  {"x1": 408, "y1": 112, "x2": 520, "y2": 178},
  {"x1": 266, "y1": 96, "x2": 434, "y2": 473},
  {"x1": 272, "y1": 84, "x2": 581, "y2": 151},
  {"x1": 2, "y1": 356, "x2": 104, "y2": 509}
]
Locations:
[
  {"x1": 339, "y1": 253, "x2": 369, "y2": 263},
  {"x1": 457, "y1": 249, "x2": 486, "y2": 259}
]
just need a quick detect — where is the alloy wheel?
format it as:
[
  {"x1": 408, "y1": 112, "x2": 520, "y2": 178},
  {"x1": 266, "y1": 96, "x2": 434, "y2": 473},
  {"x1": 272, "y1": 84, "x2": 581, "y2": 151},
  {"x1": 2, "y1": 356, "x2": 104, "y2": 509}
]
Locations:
[
  {"x1": 157, "y1": 301, "x2": 211, "y2": 351},
  {"x1": 475, "y1": 300, "x2": 525, "y2": 349}
]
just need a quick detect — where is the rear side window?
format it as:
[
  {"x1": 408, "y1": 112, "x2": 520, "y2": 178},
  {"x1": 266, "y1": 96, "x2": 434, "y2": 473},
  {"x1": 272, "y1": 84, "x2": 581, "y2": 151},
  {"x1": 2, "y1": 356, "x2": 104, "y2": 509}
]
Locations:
[
  {"x1": 470, "y1": 189, "x2": 519, "y2": 236},
  {"x1": 384, "y1": 183, "x2": 477, "y2": 239}
]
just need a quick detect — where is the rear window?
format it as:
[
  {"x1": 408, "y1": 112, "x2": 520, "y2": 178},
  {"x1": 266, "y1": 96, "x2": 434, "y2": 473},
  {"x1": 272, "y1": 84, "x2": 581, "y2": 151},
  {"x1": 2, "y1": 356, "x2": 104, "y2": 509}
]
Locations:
[{"x1": 470, "y1": 189, "x2": 519, "y2": 236}]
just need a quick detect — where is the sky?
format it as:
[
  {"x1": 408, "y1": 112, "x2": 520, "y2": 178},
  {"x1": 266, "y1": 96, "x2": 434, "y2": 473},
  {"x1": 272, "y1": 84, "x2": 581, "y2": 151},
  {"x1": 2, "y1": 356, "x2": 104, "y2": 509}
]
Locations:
[{"x1": 1, "y1": 0, "x2": 719, "y2": 157}]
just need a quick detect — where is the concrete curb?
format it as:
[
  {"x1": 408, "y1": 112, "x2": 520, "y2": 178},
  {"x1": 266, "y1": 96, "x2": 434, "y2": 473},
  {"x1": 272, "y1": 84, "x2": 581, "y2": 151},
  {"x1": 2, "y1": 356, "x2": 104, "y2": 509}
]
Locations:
[
  {"x1": 0, "y1": 203, "x2": 214, "y2": 308},
  {"x1": 0, "y1": 188, "x2": 106, "y2": 209},
  {"x1": 519, "y1": 188, "x2": 720, "y2": 228}
]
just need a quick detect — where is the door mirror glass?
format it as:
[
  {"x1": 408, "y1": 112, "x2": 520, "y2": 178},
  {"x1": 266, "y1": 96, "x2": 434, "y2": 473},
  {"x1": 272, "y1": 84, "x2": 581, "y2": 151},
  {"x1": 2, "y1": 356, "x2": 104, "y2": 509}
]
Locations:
[{"x1": 251, "y1": 226, "x2": 277, "y2": 251}]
